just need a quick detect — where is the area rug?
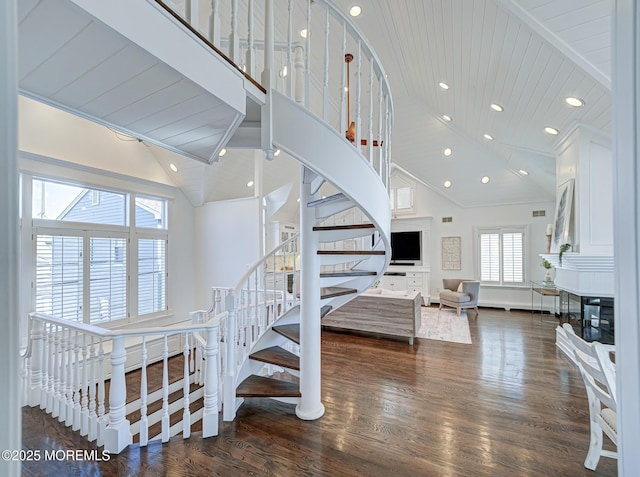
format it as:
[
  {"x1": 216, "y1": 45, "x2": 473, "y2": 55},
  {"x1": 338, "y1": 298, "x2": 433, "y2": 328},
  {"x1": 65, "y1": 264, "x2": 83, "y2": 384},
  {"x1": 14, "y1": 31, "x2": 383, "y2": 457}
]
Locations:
[{"x1": 417, "y1": 307, "x2": 472, "y2": 344}]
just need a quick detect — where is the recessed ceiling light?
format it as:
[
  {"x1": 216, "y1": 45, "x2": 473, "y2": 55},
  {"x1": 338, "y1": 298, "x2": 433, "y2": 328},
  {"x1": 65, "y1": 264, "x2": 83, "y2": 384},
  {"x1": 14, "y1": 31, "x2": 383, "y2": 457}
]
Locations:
[
  {"x1": 519, "y1": 169, "x2": 529, "y2": 175},
  {"x1": 439, "y1": 82, "x2": 449, "y2": 90},
  {"x1": 481, "y1": 176, "x2": 490, "y2": 184},
  {"x1": 483, "y1": 134, "x2": 494, "y2": 140},
  {"x1": 442, "y1": 114, "x2": 452, "y2": 122},
  {"x1": 274, "y1": 149, "x2": 281, "y2": 156},
  {"x1": 565, "y1": 97, "x2": 584, "y2": 107},
  {"x1": 490, "y1": 103, "x2": 504, "y2": 112},
  {"x1": 443, "y1": 180, "x2": 452, "y2": 188},
  {"x1": 544, "y1": 126, "x2": 559, "y2": 135},
  {"x1": 443, "y1": 147, "x2": 453, "y2": 157},
  {"x1": 247, "y1": 180, "x2": 254, "y2": 187},
  {"x1": 300, "y1": 29, "x2": 309, "y2": 38},
  {"x1": 219, "y1": 148, "x2": 227, "y2": 157},
  {"x1": 169, "y1": 163, "x2": 178, "y2": 173},
  {"x1": 349, "y1": 5, "x2": 362, "y2": 17}
]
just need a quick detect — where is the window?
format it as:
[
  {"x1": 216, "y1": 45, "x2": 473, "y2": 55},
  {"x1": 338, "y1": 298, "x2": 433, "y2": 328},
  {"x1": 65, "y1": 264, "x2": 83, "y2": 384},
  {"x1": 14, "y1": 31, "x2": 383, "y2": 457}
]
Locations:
[
  {"x1": 138, "y1": 238, "x2": 166, "y2": 315},
  {"x1": 478, "y1": 228, "x2": 525, "y2": 286},
  {"x1": 32, "y1": 178, "x2": 168, "y2": 324},
  {"x1": 390, "y1": 186, "x2": 414, "y2": 213}
]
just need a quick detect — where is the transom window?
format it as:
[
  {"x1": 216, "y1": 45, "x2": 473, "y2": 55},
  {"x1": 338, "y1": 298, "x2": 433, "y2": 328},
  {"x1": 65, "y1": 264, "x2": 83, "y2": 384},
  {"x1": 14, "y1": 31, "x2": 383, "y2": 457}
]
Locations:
[{"x1": 31, "y1": 178, "x2": 168, "y2": 324}]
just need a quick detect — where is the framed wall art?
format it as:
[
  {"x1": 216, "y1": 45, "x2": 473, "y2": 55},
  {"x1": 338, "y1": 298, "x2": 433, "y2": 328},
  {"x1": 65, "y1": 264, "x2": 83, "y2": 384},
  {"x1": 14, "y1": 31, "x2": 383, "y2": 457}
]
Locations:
[
  {"x1": 442, "y1": 236, "x2": 461, "y2": 270},
  {"x1": 551, "y1": 179, "x2": 574, "y2": 253}
]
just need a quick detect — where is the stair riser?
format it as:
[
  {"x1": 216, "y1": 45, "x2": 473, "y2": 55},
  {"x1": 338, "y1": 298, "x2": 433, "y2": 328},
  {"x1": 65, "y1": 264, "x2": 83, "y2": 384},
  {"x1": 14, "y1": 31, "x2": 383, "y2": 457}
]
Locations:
[
  {"x1": 316, "y1": 228, "x2": 375, "y2": 242},
  {"x1": 314, "y1": 201, "x2": 355, "y2": 219}
]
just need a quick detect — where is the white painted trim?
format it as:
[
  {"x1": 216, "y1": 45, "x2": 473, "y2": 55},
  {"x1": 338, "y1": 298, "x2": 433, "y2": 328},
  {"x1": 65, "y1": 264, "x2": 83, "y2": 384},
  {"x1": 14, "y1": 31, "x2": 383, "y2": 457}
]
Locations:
[
  {"x1": 612, "y1": 1, "x2": 640, "y2": 474},
  {"x1": 0, "y1": 1, "x2": 21, "y2": 474}
]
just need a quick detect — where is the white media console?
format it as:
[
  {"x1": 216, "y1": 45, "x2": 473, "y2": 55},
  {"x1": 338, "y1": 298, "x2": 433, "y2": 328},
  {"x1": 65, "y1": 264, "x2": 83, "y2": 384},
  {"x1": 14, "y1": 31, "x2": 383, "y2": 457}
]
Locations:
[{"x1": 379, "y1": 265, "x2": 431, "y2": 305}]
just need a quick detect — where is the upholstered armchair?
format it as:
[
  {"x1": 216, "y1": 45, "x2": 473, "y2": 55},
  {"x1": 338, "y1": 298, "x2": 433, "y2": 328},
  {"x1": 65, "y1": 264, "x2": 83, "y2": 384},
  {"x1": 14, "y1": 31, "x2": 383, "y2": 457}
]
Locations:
[{"x1": 439, "y1": 279, "x2": 480, "y2": 316}]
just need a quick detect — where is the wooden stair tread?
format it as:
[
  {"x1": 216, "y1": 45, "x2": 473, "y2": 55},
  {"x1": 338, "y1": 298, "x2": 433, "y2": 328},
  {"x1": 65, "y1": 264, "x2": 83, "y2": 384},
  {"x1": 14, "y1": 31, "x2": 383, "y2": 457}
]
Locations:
[
  {"x1": 237, "y1": 375, "x2": 301, "y2": 398},
  {"x1": 318, "y1": 250, "x2": 385, "y2": 255},
  {"x1": 320, "y1": 287, "x2": 357, "y2": 299},
  {"x1": 320, "y1": 270, "x2": 377, "y2": 278},
  {"x1": 272, "y1": 324, "x2": 300, "y2": 344},
  {"x1": 307, "y1": 193, "x2": 346, "y2": 208},
  {"x1": 313, "y1": 223, "x2": 375, "y2": 231},
  {"x1": 250, "y1": 346, "x2": 300, "y2": 370}
]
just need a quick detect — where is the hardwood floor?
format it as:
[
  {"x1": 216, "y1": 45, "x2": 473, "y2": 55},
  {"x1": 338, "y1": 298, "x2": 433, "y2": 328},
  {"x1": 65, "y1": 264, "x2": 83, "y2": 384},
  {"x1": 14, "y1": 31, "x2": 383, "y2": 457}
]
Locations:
[{"x1": 21, "y1": 308, "x2": 618, "y2": 476}]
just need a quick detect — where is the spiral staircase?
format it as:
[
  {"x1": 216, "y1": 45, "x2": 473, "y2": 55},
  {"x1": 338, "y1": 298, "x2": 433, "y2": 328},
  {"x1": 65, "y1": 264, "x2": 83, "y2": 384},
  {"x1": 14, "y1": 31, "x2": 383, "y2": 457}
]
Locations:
[{"x1": 18, "y1": 0, "x2": 393, "y2": 436}]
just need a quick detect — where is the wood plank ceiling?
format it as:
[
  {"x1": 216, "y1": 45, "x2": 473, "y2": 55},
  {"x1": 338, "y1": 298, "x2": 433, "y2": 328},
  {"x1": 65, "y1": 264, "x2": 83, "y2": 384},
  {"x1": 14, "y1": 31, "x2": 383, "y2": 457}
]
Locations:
[{"x1": 332, "y1": 0, "x2": 611, "y2": 206}]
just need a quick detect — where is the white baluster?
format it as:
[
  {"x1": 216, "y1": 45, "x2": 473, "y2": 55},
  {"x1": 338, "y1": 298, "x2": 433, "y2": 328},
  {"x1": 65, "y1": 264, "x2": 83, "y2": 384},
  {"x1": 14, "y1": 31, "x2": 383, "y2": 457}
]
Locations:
[
  {"x1": 80, "y1": 334, "x2": 89, "y2": 436},
  {"x1": 304, "y1": 0, "x2": 311, "y2": 108},
  {"x1": 378, "y1": 78, "x2": 384, "y2": 177},
  {"x1": 139, "y1": 337, "x2": 149, "y2": 447},
  {"x1": 97, "y1": 339, "x2": 107, "y2": 446},
  {"x1": 88, "y1": 336, "x2": 98, "y2": 441},
  {"x1": 246, "y1": 0, "x2": 254, "y2": 77},
  {"x1": 182, "y1": 335, "x2": 191, "y2": 438},
  {"x1": 355, "y1": 40, "x2": 362, "y2": 149},
  {"x1": 40, "y1": 322, "x2": 49, "y2": 409},
  {"x1": 185, "y1": 0, "x2": 199, "y2": 29},
  {"x1": 57, "y1": 327, "x2": 67, "y2": 422},
  {"x1": 286, "y1": 0, "x2": 293, "y2": 97},
  {"x1": 72, "y1": 330, "x2": 81, "y2": 430},
  {"x1": 28, "y1": 318, "x2": 44, "y2": 407},
  {"x1": 102, "y1": 336, "x2": 131, "y2": 454},
  {"x1": 202, "y1": 325, "x2": 220, "y2": 437},
  {"x1": 65, "y1": 328, "x2": 75, "y2": 426},
  {"x1": 22, "y1": 356, "x2": 29, "y2": 407},
  {"x1": 368, "y1": 60, "x2": 374, "y2": 164},
  {"x1": 161, "y1": 335, "x2": 170, "y2": 442},
  {"x1": 230, "y1": 0, "x2": 239, "y2": 63},
  {"x1": 386, "y1": 94, "x2": 391, "y2": 188},
  {"x1": 46, "y1": 325, "x2": 55, "y2": 413},
  {"x1": 223, "y1": 292, "x2": 237, "y2": 421},
  {"x1": 52, "y1": 325, "x2": 61, "y2": 418},
  {"x1": 209, "y1": 0, "x2": 220, "y2": 46},
  {"x1": 340, "y1": 24, "x2": 347, "y2": 134},
  {"x1": 323, "y1": 9, "x2": 330, "y2": 122}
]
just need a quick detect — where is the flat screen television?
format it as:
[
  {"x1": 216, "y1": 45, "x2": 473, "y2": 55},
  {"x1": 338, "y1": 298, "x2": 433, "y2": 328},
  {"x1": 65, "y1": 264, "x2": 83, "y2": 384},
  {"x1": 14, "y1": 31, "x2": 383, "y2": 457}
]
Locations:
[{"x1": 390, "y1": 231, "x2": 421, "y2": 262}]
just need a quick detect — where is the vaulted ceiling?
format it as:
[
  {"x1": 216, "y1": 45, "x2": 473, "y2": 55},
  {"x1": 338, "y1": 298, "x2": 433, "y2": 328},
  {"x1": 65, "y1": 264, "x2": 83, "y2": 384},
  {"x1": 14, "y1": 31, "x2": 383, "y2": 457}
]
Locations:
[{"x1": 328, "y1": 0, "x2": 611, "y2": 207}]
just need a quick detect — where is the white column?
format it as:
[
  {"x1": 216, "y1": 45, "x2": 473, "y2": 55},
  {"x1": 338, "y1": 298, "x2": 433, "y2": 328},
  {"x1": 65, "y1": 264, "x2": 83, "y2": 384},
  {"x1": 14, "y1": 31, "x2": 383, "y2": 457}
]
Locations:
[
  {"x1": 102, "y1": 337, "x2": 131, "y2": 454},
  {"x1": 613, "y1": 1, "x2": 640, "y2": 474},
  {"x1": 223, "y1": 292, "x2": 237, "y2": 421},
  {"x1": 261, "y1": 0, "x2": 274, "y2": 160},
  {"x1": 0, "y1": 2, "x2": 20, "y2": 472},
  {"x1": 296, "y1": 168, "x2": 325, "y2": 420}
]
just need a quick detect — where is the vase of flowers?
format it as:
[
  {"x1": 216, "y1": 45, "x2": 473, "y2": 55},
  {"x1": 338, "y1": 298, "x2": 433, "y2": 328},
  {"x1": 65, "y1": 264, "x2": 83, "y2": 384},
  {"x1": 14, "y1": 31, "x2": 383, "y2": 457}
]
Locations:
[{"x1": 541, "y1": 258, "x2": 554, "y2": 284}]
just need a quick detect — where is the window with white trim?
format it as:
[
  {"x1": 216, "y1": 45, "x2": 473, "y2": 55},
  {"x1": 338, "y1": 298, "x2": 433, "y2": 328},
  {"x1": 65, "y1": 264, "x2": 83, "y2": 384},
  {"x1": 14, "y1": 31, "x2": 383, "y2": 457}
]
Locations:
[
  {"x1": 32, "y1": 178, "x2": 168, "y2": 324},
  {"x1": 390, "y1": 186, "x2": 414, "y2": 213},
  {"x1": 478, "y1": 228, "x2": 525, "y2": 286}
]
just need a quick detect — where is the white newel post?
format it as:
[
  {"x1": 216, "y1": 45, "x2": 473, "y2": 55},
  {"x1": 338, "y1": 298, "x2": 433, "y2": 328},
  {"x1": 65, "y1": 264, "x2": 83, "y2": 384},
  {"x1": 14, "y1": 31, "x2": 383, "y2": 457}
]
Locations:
[
  {"x1": 296, "y1": 170, "x2": 325, "y2": 420},
  {"x1": 102, "y1": 337, "x2": 131, "y2": 454},
  {"x1": 202, "y1": 325, "x2": 220, "y2": 437},
  {"x1": 223, "y1": 292, "x2": 237, "y2": 421},
  {"x1": 28, "y1": 319, "x2": 44, "y2": 407}
]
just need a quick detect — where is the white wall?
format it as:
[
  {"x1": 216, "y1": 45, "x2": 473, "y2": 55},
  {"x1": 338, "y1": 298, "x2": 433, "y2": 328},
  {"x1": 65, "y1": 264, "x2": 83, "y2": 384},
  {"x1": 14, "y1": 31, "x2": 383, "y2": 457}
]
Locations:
[
  {"x1": 391, "y1": 171, "x2": 556, "y2": 310},
  {"x1": 194, "y1": 197, "x2": 261, "y2": 308}
]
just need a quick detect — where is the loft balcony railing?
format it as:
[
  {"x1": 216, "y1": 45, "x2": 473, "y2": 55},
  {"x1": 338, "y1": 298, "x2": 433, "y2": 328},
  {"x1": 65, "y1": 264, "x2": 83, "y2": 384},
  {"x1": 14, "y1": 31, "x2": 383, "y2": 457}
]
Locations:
[{"x1": 154, "y1": 0, "x2": 393, "y2": 188}]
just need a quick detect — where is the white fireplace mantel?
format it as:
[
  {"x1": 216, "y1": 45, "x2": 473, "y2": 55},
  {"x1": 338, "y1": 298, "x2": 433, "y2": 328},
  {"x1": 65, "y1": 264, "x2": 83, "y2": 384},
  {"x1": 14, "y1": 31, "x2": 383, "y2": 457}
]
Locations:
[{"x1": 540, "y1": 252, "x2": 614, "y2": 297}]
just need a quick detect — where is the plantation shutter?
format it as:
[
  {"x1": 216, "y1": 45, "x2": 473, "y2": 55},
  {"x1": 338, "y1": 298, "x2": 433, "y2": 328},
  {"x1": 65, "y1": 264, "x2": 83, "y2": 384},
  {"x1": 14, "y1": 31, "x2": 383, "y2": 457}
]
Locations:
[
  {"x1": 35, "y1": 234, "x2": 83, "y2": 322},
  {"x1": 138, "y1": 238, "x2": 167, "y2": 315},
  {"x1": 502, "y1": 232, "x2": 524, "y2": 283},
  {"x1": 89, "y1": 237, "x2": 127, "y2": 323},
  {"x1": 480, "y1": 233, "x2": 500, "y2": 282}
]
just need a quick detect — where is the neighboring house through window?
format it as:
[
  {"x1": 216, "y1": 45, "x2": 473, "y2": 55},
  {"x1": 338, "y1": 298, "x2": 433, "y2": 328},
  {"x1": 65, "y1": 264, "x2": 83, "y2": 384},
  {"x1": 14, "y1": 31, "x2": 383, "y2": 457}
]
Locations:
[{"x1": 32, "y1": 178, "x2": 168, "y2": 324}]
